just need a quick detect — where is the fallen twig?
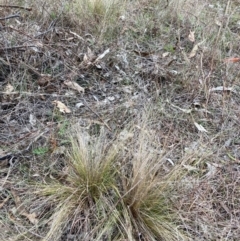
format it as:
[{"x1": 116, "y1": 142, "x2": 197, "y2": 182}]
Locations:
[
  {"x1": 0, "y1": 14, "x2": 21, "y2": 21},
  {"x1": 20, "y1": 61, "x2": 45, "y2": 77},
  {"x1": 0, "y1": 128, "x2": 50, "y2": 165},
  {"x1": 34, "y1": 19, "x2": 58, "y2": 38},
  {"x1": 0, "y1": 5, "x2": 32, "y2": 11},
  {"x1": 0, "y1": 45, "x2": 36, "y2": 52},
  {"x1": 0, "y1": 91, "x2": 78, "y2": 97},
  {"x1": 82, "y1": 98, "x2": 112, "y2": 131}
]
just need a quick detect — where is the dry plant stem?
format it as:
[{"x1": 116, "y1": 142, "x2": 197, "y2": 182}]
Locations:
[
  {"x1": 0, "y1": 14, "x2": 21, "y2": 21},
  {"x1": 19, "y1": 61, "x2": 44, "y2": 77},
  {"x1": 207, "y1": 0, "x2": 231, "y2": 105},
  {"x1": 0, "y1": 91, "x2": 78, "y2": 98},
  {"x1": 210, "y1": 0, "x2": 231, "y2": 70},
  {"x1": 34, "y1": 19, "x2": 58, "y2": 38},
  {"x1": 210, "y1": 29, "x2": 221, "y2": 71},
  {"x1": 82, "y1": 98, "x2": 112, "y2": 131},
  {"x1": 225, "y1": 0, "x2": 231, "y2": 15},
  {"x1": 34, "y1": 29, "x2": 53, "y2": 38},
  {"x1": 0, "y1": 5, "x2": 32, "y2": 11},
  {"x1": 87, "y1": 177, "x2": 147, "y2": 240},
  {"x1": 4, "y1": 26, "x2": 33, "y2": 39},
  {"x1": 0, "y1": 45, "x2": 36, "y2": 52},
  {"x1": 0, "y1": 129, "x2": 49, "y2": 163},
  {"x1": 20, "y1": 61, "x2": 68, "y2": 80},
  {"x1": 10, "y1": 225, "x2": 44, "y2": 240},
  {"x1": 0, "y1": 157, "x2": 14, "y2": 187},
  {"x1": 0, "y1": 132, "x2": 33, "y2": 146},
  {"x1": 199, "y1": 51, "x2": 210, "y2": 107}
]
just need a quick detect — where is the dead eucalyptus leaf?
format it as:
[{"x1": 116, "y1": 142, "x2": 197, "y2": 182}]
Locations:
[
  {"x1": 189, "y1": 44, "x2": 199, "y2": 58},
  {"x1": 5, "y1": 84, "x2": 14, "y2": 93},
  {"x1": 209, "y1": 86, "x2": 236, "y2": 93},
  {"x1": 11, "y1": 190, "x2": 21, "y2": 208},
  {"x1": 53, "y1": 100, "x2": 71, "y2": 113},
  {"x1": 0, "y1": 196, "x2": 10, "y2": 209},
  {"x1": 29, "y1": 114, "x2": 37, "y2": 126},
  {"x1": 76, "y1": 102, "x2": 84, "y2": 108},
  {"x1": 224, "y1": 57, "x2": 240, "y2": 63},
  {"x1": 37, "y1": 76, "x2": 50, "y2": 86},
  {"x1": 3, "y1": 84, "x2": 15, "y2": 100},
  {"x1": 215, "y1": 19, "x2": 222, "y2": 27},
  {"x1": 22, "y1": 212, "x2": 39, "y2": 225},
  {"x1": 188, "y1": 31, "x2": 195, "y2": 42},
  {"x1": 189, "y1": 40, "x2": 205, "y2": 58},
  {"x1": 11, "y1": 190, "x2": 38, "y2": 224},
  {"x1": 69, "y1": 30, "x2": 84, "y2": 41},
  {"x1": 194, "y1": 122, "x2": 208, "y2": 133},
  {"x1": 170, "y1": 102, "x2": 192, "y2": 113},
  {"x1": 166, "y1": 158, "x2": 174, "y2": 166},
  {"x1": 183, "y1": 164, "x2": 198, "y2": 171},
  {"x1": 162, "y1": 52, "x2": 170, "y2": 58},
  {"x1": 205, "y1": 162, "x2": 217, "y2": 178},
  {"x1": 64, "y1": 80, "x2": 85, "y2": 93},
  {"x1": 87, "y1": 47, "x2": 95, "y2": 61},
  {"x1": 94, "y1": 48, "x2": 110, "y2": 63},
  {"x1": 133, "y1": 50, "x2": 152, "y2": 57},
  {"x1": 83, "y1": 54, "x2": 88, "y2": 62},
  {"x1": 119, "y1": 130, "x2": 134, "y2": 141}
]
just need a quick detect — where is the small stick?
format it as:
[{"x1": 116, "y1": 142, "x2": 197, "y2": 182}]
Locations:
[
  {"x1": 34, "y1": 19, "x2": 58, "y2": 38},
  {"x1": 0, "y1": 14, "x2": 21, "y2": 21},
  {"x1": 82, "y1": 99, "x2": 112, "y2": 131},
  {"x1": 0, "y1": 91, "x2": 77, "y2": 97},
  {"x1": 0, "y1": 5, "x2": 32, "y2": 11},
  {"x1": 0, "y1": 45, "x2": 36, "y2": 52},
  {"x1": 0, "y1": 129, "x2": 49, "y2": 164},
  {"x1": 19, "y1": 61, "x2": 43, "y2": 77},
  {"x1": 34, "y1": 29, "x2": 52, "y2": 38}
]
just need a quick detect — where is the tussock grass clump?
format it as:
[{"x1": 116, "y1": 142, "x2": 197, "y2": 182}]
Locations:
[
  {"x1": 70, "y1": 0, "x2": 125, "y2": 40},
  {"x1": 35, "y1": 121, "x2": 188, "y2": 241},
  {"x1": 18, "y1": 0, "x2": 124, "y2": 41},
  {"x1": 35, "y1": 130, "x2": 119, "y2": 240},
  {"x1": 119, "y1": 126, "x2": 186, "y2": 240}
]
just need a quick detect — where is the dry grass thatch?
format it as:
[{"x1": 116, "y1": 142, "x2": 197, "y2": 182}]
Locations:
[{"x1": 0, "y1": 0, "x2": 240, "y2": 240}]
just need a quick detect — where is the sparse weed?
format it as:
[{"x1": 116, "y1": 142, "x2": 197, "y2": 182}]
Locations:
[
  {"x1": 57, "y1": 120, "x2": 70, "y2": 137},
  {"x1": 68, "y1": 0, "x2": 126, "y2": 41},
  {"x1": 32, "y1": 146, "x2": 49, "y2": 156}
]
